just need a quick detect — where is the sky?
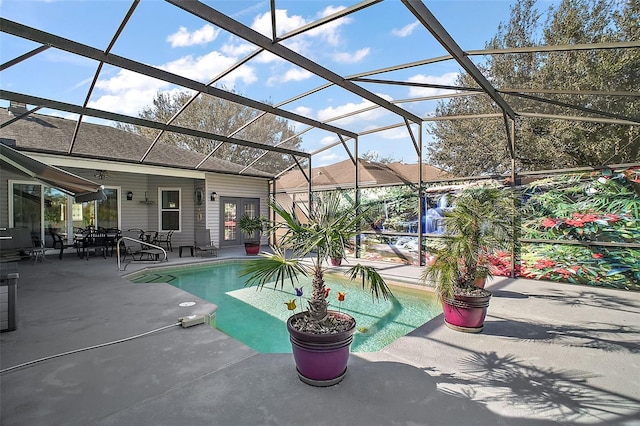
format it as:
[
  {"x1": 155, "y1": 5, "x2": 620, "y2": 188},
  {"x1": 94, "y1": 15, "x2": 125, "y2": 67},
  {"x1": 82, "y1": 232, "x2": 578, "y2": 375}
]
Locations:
[{"x1": 0, "y1": 0, "x2": 549, "y2": 168}]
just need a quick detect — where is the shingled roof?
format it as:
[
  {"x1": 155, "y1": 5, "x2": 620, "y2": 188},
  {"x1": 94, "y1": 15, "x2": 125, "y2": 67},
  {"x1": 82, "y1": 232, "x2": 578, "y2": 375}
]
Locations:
[
  {"x1": 276, "y1": 159, "x2": 446, "y2": 192},
  {"x1": 0, "y1": 108, "x2": 273, "y2": 178}
]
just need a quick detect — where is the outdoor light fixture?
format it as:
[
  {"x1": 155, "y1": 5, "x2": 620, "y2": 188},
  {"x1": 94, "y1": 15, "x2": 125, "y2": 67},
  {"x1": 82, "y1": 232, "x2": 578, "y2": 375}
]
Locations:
[
  {"x1": 126, "y1": 191, "x2": 133, "y2": 201},
  {"x1": 210, "y1": 191, "x2": 217, "y2": 201}
]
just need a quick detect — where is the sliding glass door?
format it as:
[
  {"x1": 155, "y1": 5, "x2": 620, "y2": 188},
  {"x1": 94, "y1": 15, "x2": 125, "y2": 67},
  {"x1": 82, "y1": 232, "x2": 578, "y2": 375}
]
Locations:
[{"x1": 10, "y1": 181, "x2": 120, "y2": 246}]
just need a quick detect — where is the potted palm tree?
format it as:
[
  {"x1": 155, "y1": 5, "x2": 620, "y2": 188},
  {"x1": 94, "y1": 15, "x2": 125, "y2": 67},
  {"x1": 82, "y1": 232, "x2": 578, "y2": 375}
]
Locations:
[
  {"x1": 241, "y1": 193, "x2": 392, "y2": 386},
  {"x1": 238, "y1": 214, "x2": 265, "y2": 255},
  {"x1": 422, "y1": 184, "x2": 514, "y2": 333}
]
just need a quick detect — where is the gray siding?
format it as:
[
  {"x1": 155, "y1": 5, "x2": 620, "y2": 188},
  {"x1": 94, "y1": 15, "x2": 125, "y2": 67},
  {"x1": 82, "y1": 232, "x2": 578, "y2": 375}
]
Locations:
[
  {"x1": 1, "y1": 164, "x2": 270, "y2": 251},
  {"x1": 205, "y1": 174, "x2": 270, "y2": 247},
  {"x1": 0, "y1": 168, "x2": 24, "y2": 228}
]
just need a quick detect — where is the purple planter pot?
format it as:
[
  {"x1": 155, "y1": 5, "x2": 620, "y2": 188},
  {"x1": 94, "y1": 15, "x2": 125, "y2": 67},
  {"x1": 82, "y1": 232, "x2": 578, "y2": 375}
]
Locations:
[
  {"x1": 330, "y1": 257, "x2": 342, "y2": 266},
  {"x1": 287, "y1": 311, "x2": 356, "y2": 387},
  {"x1": 442, "y1": 293, "x2": 492, "y2": 333}
]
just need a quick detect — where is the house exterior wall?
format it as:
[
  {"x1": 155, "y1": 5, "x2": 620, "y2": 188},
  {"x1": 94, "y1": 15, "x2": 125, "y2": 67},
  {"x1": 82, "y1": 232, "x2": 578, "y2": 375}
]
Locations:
[
  {"x1": 63, "y1": 170, "x2": 202, "y2": 249},
  {"x1": 1, "y1": 158, "x2": 271, "y2": 252},
  {"x1": 66, "y1": 167, "x2": 151, "y2": 233},
  {"x1": 205, "y1": 174, "x2": 270, "y2": 247}
]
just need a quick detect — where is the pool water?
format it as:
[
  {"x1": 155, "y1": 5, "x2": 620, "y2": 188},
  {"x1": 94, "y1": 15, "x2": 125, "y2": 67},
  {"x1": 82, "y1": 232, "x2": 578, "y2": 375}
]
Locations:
[{"x1": 129, "y1": 261, "x2": 441, "y2": 353}]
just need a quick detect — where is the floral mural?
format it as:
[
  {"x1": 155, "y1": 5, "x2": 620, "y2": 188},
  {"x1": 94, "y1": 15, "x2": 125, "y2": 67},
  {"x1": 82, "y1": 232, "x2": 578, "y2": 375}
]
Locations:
[
  {"x1": 315, "y1": 166, "x2": 639, "y2": 291},
  {"x1": 515, "y1": 166, "x2": 639, "y2": 290}
]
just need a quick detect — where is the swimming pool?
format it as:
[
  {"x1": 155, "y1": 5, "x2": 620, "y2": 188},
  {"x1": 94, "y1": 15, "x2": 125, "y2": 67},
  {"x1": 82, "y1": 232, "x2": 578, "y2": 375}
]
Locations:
[{"x1": 129, "y1": 261, "x2": 441, "y2": 353}]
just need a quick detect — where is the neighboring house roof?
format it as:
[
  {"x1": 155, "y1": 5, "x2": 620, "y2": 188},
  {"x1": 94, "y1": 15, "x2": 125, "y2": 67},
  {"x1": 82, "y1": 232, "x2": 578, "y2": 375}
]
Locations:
[
  {"x1": 276, "y1": 159, "x2": 447, "y2": 192},
  {"x1": 0, "y1": 108, "x2": 273, "y2": 178}
]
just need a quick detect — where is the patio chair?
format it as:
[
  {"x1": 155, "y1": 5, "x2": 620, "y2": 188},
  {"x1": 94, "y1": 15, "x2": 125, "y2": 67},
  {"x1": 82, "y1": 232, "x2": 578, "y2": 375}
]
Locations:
[
  {"x1": 29, "y1": 235, "x2": 47, "y2": 263},
  {"x1": 82, "y1": 230, "x2": 109, "y2": 260},
  {"x1": 49, "y1": 230, "x2": 66, "y2": 260},
  {"x1": 119, "y1": 230, "x2": 144, "y2": 262},
  {"x1": 127, "y1": 228, "x2": 145, "y2": 240},
  {"x1": 153, "y1": 230, "x2": 173, "y2": 252},
  {"x1": 105, "y1": 228, "x2": 121, "y2": 256},
  {"x1": 194, "y1": 229, "x2": 218, "y2": 257}
]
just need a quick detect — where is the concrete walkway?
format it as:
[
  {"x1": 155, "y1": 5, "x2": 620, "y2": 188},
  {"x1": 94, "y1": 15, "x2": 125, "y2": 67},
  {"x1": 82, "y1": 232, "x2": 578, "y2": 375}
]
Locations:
[{"x1": 1, "y1": 248, "x2": 639, "y2": 425}]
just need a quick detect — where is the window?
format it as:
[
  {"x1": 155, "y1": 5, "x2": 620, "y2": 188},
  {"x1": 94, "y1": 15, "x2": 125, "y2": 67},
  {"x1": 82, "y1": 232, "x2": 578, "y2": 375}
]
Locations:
[
  {"x1": 160, "y1": 188, "x2": 181, "y2": 231},
  {"x1": 10, "y1": 182, "x2": 120, "y2": 245},
  {"x1": 72, "y1": 188, "x2": 120, "y2": 230}
]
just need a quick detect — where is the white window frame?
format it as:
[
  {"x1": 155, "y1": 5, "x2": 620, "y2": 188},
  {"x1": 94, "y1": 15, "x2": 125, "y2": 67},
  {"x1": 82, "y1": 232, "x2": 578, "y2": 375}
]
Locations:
[{"x1": 158, "y1": 187, "x2": 181, "y2": 232}]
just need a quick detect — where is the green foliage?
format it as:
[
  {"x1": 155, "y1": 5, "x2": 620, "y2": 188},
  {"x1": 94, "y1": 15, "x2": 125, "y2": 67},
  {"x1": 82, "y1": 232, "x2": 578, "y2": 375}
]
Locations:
[
  {"x1": 238, "y1": 214, "x2": 265, "y2": 242},
  {"x1": 521, "y1": 167, "x2": 640, "y2": 242},
  {"x1": 240, "y1": 193, "x2": 392, "y2": 324},
  {"x1": 360, "y1": 185, "x2": 419, "y2": 232},
  {"x1": 240, "y1": 246, "x2": 307, "y2": 290},
  {"x1": 518, "y1": 166, "x2": 640, "y2": 289},
  {"x1": 428, "y1": 0, "x2": 640, "y2": 176},
  {"x1": 422, "y1": 185, "x2": 516, "y2": 297},
  {"x1": 521, "y1": 244, "x2": 640, "y2": 290}
]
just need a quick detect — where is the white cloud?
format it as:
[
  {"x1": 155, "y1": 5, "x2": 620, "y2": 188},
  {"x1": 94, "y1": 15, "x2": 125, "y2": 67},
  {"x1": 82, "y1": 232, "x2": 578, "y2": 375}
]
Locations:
[
  {"x1": 91, "y1": 48, "x2": 257, "y2": 116},
  {"x1": 317, "y1": 99, "x2": 372, "y2": 122},
  {"x1": 94, "y1": 69, "x2": 166, "y2": 94},
  {"x1": 392, "y1": 21, "x2": 419, "y2": 37},
  {"x1": 167, "y1": 25, "x2": 221, "y2": 47},
  {"x1": 319, "y1": 136, "x2": 337, "y2": 146},
  {"x1": 251, "y1": 9, "x2": 307, "y2": 38},
  {"x1": 89, "y1": 89, "x2": 160, "y2": 116},
  {"x1": 407, "y1": 72, "x2": 460, "y2": 97},
  {"x1": 162, "y1": 51, "x2": 257, "y2": 85},
  {"x1": 317, "y1": 96, "x2": 389, "y2": 125},
  {"x1": 221, "y1": 40, "x2": 258, "y2": 57},
  {"x1": 307, "y1": 5, "x2": 351, "y2": 46},
  {"x1": 293, "y1": 105, "x2": 313, "y2": 117},
  {"x1": 316, "y1": 152, "x2": 340, "y2": 165},
  {"x1": 267, "y1": 67, "x2": 313, "y2": 85},
  {"x1": 333, "y1": 48, "x2": 369, "y2": 64},
  {"x1": 377, "y1": 127, "x2": 410, "y2": 140}
]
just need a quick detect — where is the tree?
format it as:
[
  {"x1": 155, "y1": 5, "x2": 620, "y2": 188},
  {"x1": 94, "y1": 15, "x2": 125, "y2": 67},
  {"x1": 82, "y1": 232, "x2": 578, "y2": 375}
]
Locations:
[
  {"x1": 361, "y1": 150, "x2": 397, "y2": 164},
  {"x1": 118, "y1": 90, "x2": 304, "y2": 174},
  {"x1": 427, "y1": 0, "x2": 639, "y2": 176}
]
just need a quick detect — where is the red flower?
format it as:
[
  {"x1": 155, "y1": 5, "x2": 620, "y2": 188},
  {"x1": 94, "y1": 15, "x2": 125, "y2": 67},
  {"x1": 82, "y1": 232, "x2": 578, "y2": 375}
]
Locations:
[
  {"x1": 554, "y1": 268, "x2": 571, "y2": 279},
  {"x1": 534, "y1": 259, "x2": 556, "y2": 269},
  {"x1": 323, "y1": 287, "x2": 331, "y2": 298},
  {"x1": 566, "y1": 212, "x2": 598, "y2": 227},
  {"x1": 337, "y1": 292, "x2": 346, "y2": 302},
  {"x1": 541, "y1": 218, "x2": 559, "y2": 228},
  {"x1": 580, "y1": 213, "x2": 599, "y2": 223},
  {"x1": 592, "y1": 253, "x2": 604, "y2": 259},
  {"x1": 604, "y1": 214, "x2": 620, "y2": 223}
]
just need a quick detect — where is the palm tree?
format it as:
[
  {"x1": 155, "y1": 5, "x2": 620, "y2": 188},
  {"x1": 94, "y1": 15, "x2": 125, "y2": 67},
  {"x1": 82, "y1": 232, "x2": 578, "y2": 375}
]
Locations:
[
  {"x1": 240, "y1": 192, "x2": 392, "y2": 331},
  {"x1": 423, "y1": 185, "x2": 515, "y2": 298}
]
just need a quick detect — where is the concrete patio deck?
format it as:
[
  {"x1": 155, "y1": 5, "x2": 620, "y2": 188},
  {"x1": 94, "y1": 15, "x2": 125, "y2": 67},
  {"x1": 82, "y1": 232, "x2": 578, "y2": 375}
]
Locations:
[{"x1": 1, "y1": 248, "x2": 639, "y2": 425}]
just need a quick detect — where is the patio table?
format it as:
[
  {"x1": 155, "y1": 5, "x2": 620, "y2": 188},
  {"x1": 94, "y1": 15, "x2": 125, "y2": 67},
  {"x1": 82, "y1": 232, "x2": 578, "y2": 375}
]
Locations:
[{"x1": 179, "y1": 245, "x2": 194, "y2": 257}]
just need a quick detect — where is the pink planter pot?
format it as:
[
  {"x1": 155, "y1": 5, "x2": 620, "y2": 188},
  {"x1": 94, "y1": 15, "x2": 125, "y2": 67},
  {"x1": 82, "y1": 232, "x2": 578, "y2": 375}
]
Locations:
[
  {"x1": 330, "y1": 257, "x2": 342, "y2": 266},
  {"x1": 287, "y1": 311, "x2": 356, "y2": 387},
  {"x1": 442, "y1": 293, "x2": 491, "y2": 333}
]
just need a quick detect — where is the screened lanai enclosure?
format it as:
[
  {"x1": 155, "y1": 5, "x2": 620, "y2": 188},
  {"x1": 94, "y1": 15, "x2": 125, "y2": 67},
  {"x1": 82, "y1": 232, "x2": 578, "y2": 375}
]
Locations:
[{"x1": 1, "y1": 0, "x2": 638, "y2": 288}]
